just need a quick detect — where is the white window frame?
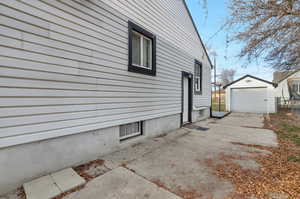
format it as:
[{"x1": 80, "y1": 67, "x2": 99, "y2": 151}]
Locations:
[
  {"x1": 132, "y1": 31, "x2": 152, "y2": 70},
  {"x1": 195, "y1": 76, "x2": 201, "y2": 92},
  {"x1": 119, "y1": 121, "x2": 143, "y2": 140},
  {"x1": 194, "y1": 61, "x2": 202, "y2": 95},
  {"x1": 296, "y1": 83, "x2": 300, "y2": 93}
]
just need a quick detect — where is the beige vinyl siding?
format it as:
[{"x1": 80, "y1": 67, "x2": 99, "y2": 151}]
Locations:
[{"x1": 0, "y1": 0, "x2": 211, "y2": 148}]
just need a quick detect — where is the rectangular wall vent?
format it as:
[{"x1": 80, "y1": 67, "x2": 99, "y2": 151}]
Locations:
[{"x1": 120, "y1": 121, "x2": 142, "y2": 140}]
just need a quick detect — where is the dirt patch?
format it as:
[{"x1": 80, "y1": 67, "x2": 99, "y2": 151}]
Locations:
[
  {"x1": 231, "y1": 142, "x2": 274, "y2": 151},
  {"x1": 151, "y1": 179, "x2": 202, "y2": 199},
  {"x1": 150, "y1": 179, "x2": 175, "y2": 195},
  {"x1": 121, "y1": 163, "x2": 136, "y2": 173},
  {"x1": 51, "y1": 159, "x2": 109, "y2": 199},
  {"x1": 174, "y1": 186, "x2": 202, "y2": 199},
  {"x1": 15, "y1": 188, "x2": 26, "y2": 199},
  {"x1": 73, "y1": 159, "x2": 106, "y2": 181},
  {"x1": 131, "y1": 142, "x2": 142, "y2": 148},
  {"x1": 155, "y1": 133, "x2": 168, "y2": 138},
  {"x1": 240, "y1": 126, "x2": 265, "y2": 129},
  {"x1": 205, "y1": 110, "x2": 300, "y2": 199}
]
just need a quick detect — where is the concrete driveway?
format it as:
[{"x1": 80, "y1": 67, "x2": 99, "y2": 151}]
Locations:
[{"x1": 65, "y1": 113, "x2": 277, "y2": 199}]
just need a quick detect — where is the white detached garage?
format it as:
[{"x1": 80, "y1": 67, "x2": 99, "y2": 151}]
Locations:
[{"x1": 224, "y1": 75, "x2": 277, "y2": 113}]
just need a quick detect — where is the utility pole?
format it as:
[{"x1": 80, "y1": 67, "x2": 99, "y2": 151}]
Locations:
[
  {"x1": 214, "y1": 56, "x2": 217, "y2": 102},
  {"x1": 219, "y1": 84, "x2": 221, "y2": 112}
]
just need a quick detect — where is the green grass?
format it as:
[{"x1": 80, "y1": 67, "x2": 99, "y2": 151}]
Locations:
[
  {"x1": 280, "y1": 122, "x2": 300, "y2": 133},
  {"x1": 212, "y1": 103, "x2": 226, "y2": 112},
  {"x1": 288, "y1": 156, "x2": 300, "y2": 162},
  {"x1": 278, "y1": 122, "x2": 300, "y2": 147}
]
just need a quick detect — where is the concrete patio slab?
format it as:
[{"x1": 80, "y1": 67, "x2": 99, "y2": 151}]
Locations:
[
  {"x1": 208, "y1": 124, "x2": 278, "y2": 147},
  {"x1": 216, "y1": 113, "x2": 265, "y2": 128},
  {"x1": 64, "y1": 167, "x2": 181, "y2": 199},
  {"x1": 51, "y1": 168, "x2": 86, "y2": 192},
  {"x1": 103, "y1": 137, "x2": 168, "y2": 170},
  {"x1": 99, "y1": 114, "x2": 276, "y2": 199},
  {"x1": 102, "y1": 129, "x2": 189, "y2": 170},
  {"x1": 9, "y1": 113, "x2": 277, "y2": 199},
  {"x1": 23, "y1": 175, "x2": 61, "y2": 199},
  {"x1": 126, "y1": 140, "x2": 234, "y2": 199}
]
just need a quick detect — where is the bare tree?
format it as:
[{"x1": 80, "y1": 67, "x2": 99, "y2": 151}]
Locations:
[
  {"x1": 220, "y1": 69, "x2": 236, "y2": 86},
  {"x1": 226, "y1": 0, "x2": 300, "y2": 71}
]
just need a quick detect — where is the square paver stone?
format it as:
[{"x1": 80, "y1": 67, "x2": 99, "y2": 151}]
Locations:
[
  {"x1": 51, "y1": 168, "x2": 86, "y2": 192},
  {"x1": 23, "y1": 175, "x2": 61, "y2": 199}
]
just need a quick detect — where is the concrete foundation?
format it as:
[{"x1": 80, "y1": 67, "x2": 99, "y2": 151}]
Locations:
[
  {"x1": 192, "y1": 108, "x2": 210, "y2": 122},
  {"x1": 0, "y1": 113, "x2": 184, "y2": 195}
]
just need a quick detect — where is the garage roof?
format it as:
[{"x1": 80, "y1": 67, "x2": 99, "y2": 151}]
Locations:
[{"x1": 223, "y1": 75, "x2": 277, "y2": 89}]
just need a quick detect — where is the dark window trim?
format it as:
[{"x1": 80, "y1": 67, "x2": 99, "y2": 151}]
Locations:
[
  {"x1": 128, "y1": 21, "x2": 156, "y2": 76},
  {"x1": 194, "y1": 60, "x2": 203, "y2": 95},
  {"x1": 181, "y1": 71, "x2": 193, "y2": 126}
]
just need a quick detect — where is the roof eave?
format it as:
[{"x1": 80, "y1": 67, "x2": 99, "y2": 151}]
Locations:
[
  {"x1": 223, "y1": 75, "x2": 277, "y2": 89},
  {"x1": 182, "y1": 0, "x2": 213, "y2": 69}
]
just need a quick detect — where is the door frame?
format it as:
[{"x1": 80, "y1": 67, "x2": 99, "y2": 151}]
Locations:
[{"x1": 181, "y1": 71, "x2": 193, "y2": 126}]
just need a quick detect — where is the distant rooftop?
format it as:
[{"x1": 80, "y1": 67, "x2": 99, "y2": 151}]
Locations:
[{"x1": 273, "y1": 70, "x2": 298, "y2": 83}]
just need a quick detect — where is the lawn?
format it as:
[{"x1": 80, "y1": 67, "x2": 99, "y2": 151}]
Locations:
[
  {"x1": 211, "y1": 103, "x2": 226, "y2": 112},
  {"x1": 212, "y1": 92, "x2": 226, "y2": 112},
  {"x1": 268, "y1": 109, "x2": 300, "y2": 163}
]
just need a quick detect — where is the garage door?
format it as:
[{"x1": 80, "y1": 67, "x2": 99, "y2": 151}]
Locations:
[{"x1": 231, "y1": 88, "x2": 268, "y2": 113}]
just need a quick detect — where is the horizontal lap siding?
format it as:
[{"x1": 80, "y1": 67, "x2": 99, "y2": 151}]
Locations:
[
  {"x1": 0, "y1": 0, "x2": 210, "y2": 148},
  {"x1": 101, "y1": 0, "x2": 212, "y2": 107}
]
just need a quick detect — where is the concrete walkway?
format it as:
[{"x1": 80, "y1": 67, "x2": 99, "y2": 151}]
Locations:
[
  {"x1": 66, "y1": 167, "x2": 181, "y2": 199},
  {"x1": 63, "y1": 113, "x2": 277, "y2": 199}
]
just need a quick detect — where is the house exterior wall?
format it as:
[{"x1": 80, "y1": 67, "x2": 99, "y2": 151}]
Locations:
[
  {"x1": 0, "y1": 0, "x2": 211, "y2": 194},
  {"x1": 225, "y1": 76, "x2": 276, "y2": 113},
  {"x1": 275, "y1": 71, "x2": 300, "y2": 102},
  {"x1": 0, "y1": 0, "x2": 211, "y2": 149},
  {"x1": 0, "y1": 113, "x2": 181, "y2": 194},
  {"x1": 100, "y1": 0, "x2": 212, "y2": 107}
]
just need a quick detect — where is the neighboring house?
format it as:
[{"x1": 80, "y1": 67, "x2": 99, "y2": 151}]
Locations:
[
  {"x1": 224, "y1": 75, "x2": 277, "y2": 113},
  {"x1": 0, "y1": 0, "x2": 212, "y2": 194},
  {"x1": 273, "y1": 70, "x2": 300, "y2": 103}
]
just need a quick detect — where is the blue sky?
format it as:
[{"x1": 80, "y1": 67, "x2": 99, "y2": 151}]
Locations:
[{"x1": 185, "y1": 0, "x2": 274, "y2": 81}]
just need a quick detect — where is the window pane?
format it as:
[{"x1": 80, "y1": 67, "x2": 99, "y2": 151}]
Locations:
[
  {"x1": 132, "y1": 32, "x2": 141, "y2": 65},
  {"x1": 195, "y1": 77, "x2": 200, "y2": 91},
  {"x1": 143, "y1": 38, "x2": 152, "y2": 68},
  {"x1": 194, "y1": 62, "x2": 202, "y2": 93},
  {"x1": 293, "y1": 84, "x2": 298, "y2": 92},
  {"x1": 195, "y1": 64, "x2": 201, "y2": 76},
  {"x1": 195, "y1": 79, "x2": 199, "y2": 91}
]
